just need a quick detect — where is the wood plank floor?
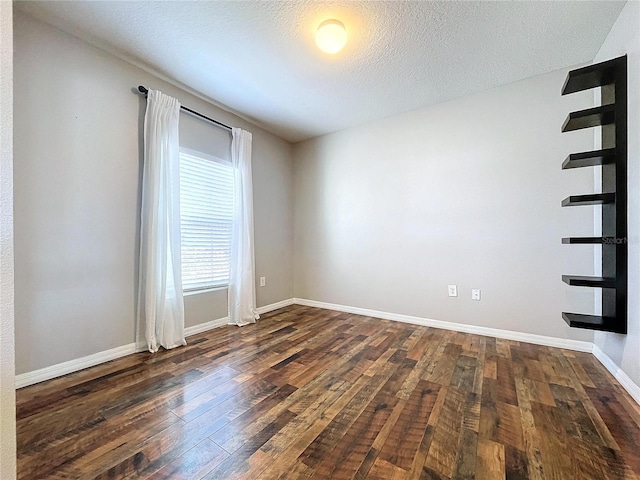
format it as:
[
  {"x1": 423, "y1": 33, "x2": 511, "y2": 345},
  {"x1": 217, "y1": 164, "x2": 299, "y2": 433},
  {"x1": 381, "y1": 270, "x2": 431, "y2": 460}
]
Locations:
[{"x1": 16, "y1": 305, "x2": 640, "y2": 479}]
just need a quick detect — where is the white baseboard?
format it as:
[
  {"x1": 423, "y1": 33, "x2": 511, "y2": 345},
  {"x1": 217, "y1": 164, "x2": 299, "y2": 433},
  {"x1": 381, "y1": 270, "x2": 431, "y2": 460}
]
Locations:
[
  {"x1": 184, "y1": 298, "x2": 296, "y2": 336},
  {"x1": 592, "y1": 344, "x2": 640, "y2": 405},
  {"x1": 257, "y1": 298, "x2": 295, "y2": 314},
  {"x1": 16, "y1": 298, "x2": 297, "y2": 389},
  {"x1": 184, "y1": 317, "x2": 229, "y2": 337},
  {"x1": 293, "y1": 298, "x2": 593, "y2": 352},
  {"x1": 15, "y1": 343, "x2": 137, "y2": 389}
]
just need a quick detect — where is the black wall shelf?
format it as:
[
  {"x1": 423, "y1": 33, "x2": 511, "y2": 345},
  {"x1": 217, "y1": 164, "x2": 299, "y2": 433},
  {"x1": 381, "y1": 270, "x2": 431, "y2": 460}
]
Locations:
[
  {"x1": 561, "y1": 193, "x2": 615, "y2": 206},
  {"x1": 562, "y1": 237, "x2": 606, "y2": 244},
  {"x1": 561, "y1": 55, "x2": 627, "y2": 334},
  {"x1": 562, "y1": 313, "x2": 624, "y2": 334},
  {"x1": 561, "y1": 104, "x2": 615, "y2": 132},
  {"x1": 562, "y1": 57, "x2": 620, "y2": 95},
  {"x1": 562, "y1": 149, "x2": 616, "y2": 169},
  {"x1": 562, "y1": 275, "x2": 615, "y2": 288}
]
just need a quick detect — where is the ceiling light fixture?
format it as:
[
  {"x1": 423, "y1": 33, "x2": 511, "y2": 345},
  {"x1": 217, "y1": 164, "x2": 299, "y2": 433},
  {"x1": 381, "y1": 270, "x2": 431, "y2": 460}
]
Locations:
[{"x1": 315, "y1": 19, "x2": 347, "y2": 54}]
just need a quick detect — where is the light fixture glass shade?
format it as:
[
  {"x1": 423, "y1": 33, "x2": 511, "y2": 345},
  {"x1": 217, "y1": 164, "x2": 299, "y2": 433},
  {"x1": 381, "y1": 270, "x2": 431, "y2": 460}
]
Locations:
[{"x1": 316, "y1": 19, "x2": 347, "y2": 54}]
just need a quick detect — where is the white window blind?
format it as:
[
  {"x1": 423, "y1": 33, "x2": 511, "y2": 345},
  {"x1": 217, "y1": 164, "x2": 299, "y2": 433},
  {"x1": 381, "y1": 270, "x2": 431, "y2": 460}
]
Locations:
[{"x1": 179, "y1": 149, "x2": 234, "y2": 291}]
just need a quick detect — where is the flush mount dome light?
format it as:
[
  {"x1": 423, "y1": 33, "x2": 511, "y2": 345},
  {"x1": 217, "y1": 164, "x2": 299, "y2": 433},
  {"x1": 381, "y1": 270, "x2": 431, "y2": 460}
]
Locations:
[{"x1": 316, "y1": 19, "x2": 347, "y2": 54}]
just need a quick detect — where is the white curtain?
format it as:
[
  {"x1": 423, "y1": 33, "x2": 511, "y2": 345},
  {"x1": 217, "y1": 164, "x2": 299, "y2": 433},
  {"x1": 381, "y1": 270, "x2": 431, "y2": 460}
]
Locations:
[
  {"x1": 228, "y1": 128, "x2": 260, "y2": 326},
  {"x1": 137, "y1": 89, "x2": 186, "y2": 352}
]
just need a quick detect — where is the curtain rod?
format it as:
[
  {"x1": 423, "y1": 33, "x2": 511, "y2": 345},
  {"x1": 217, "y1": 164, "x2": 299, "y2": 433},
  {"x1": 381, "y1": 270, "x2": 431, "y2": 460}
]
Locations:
[{"x1": 137, "y1": 86, "x2": 232, "y2": 132}]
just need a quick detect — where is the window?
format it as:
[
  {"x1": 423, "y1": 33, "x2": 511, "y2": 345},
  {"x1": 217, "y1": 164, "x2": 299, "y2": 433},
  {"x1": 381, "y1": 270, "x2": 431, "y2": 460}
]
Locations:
[{"x1": 179, "y1": 148, "x2": 234, "y2": 291}]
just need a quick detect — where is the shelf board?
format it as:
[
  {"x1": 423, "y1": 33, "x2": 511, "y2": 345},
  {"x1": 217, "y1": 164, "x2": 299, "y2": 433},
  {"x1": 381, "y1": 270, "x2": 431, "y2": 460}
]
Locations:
[
  {"x1": 561, "y1": 58, "x2": 620, "y2": 95},
  {"x1": 562, "y1": 237, "x2": 605, "y2": 244},
  {"x1": 562, "y1": 312, "x2": 625, "y2": 333},
  {"x1": 562, "y1": 148, "x2": 616, "y2": 169},
  {"x1": 562, "y1": 104, "x2": 615, "y2": 132},
  {"x1": 561, "y1": 193, "x2": 615, "y2": 207},
  {"x1": 562, "y1": 275, "x2": 615, "y2": 288}
]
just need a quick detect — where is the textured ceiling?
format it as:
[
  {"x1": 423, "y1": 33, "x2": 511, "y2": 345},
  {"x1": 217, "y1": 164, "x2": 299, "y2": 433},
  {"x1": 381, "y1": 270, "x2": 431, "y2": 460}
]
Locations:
[{"x1": 17, "y1": 1, "x2": 625, "y2": 143}]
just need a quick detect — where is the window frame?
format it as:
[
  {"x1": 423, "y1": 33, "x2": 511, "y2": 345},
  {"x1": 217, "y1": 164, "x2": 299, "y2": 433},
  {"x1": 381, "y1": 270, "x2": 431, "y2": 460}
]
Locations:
[{"x1": 179, "y1": 147, "x2": 234, "y2": 294}]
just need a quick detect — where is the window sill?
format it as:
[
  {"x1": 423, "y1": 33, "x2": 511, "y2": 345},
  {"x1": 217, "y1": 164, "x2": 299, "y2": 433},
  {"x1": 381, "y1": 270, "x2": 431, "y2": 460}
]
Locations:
[{"x1": 183, "y1": 285, "x2": 228, "y2": 297}]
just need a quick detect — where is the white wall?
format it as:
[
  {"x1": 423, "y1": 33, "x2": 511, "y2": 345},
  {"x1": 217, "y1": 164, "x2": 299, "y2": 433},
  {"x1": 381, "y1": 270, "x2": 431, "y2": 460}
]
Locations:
[
  {"x1": 13, "y1": 12, "x2": 294, "y2": 375},
  {"x1": 294, "y1": 67, "x2": 599, "y2": 341},
  {"x1": 592, "y1": 1, "x2": 640, "y2": 388},
  {"x1": 0, "y1": 2, "x2": 16, "y2": 478}
]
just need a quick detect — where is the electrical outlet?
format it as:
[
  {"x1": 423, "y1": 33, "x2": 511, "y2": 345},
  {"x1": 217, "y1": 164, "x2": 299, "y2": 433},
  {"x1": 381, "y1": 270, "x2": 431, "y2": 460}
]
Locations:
[
  {"x1": 472, "y1": 289, "x2": 481, "y2": 301},
  {"x1": 260, "y1": 276, "x2": 266, "y2": 287},
  {"x1": 448, "y1": 285, "x2": 458, "y2": 297}
]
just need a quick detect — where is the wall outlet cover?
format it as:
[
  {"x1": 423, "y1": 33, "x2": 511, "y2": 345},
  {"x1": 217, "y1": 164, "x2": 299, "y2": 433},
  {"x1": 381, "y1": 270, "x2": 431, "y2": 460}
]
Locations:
[
  {"x1": 472, "y1": 289, "x2": 481, "y2": 301},
  {"x1": 448, "y1": 285, "x2": 458, "y2": 297}
]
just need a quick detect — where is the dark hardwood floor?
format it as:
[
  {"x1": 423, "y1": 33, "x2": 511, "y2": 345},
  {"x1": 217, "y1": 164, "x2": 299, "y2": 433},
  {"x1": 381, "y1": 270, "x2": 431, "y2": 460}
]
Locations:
[{"x1": 16, "y1": 305, "x2": 640, "y2": 479}]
